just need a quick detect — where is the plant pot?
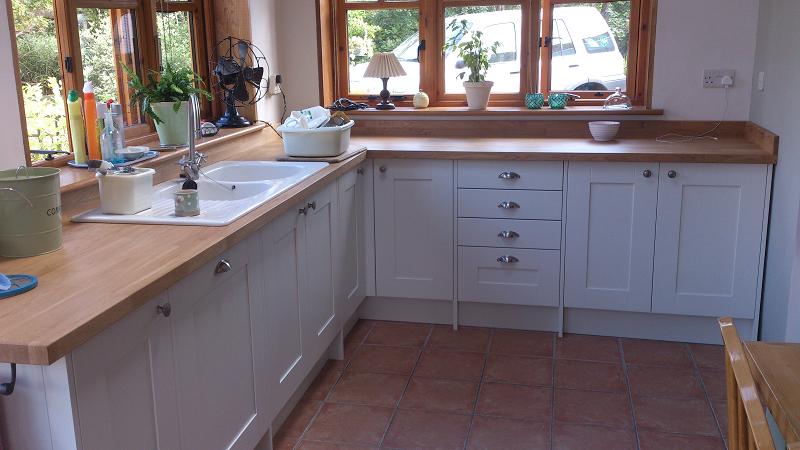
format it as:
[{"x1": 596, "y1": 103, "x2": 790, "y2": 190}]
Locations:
[
  {"x1": 151, "y1": 101, "x2": 189, "y2": 147},
  {"x1": 463, "y1": 81, "x2": 494, "y2": 110}
]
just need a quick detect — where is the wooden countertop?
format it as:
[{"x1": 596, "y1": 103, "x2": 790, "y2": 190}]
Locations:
[
  {"x1": 745, "y1": 342, "x2": 800, "y2": 446},
  {"x1": 353, "y1": 135, "x2": 777, "y2": 164},
  {"x1": 0, "y1": 123, "x2": 778, "y2": 365}
]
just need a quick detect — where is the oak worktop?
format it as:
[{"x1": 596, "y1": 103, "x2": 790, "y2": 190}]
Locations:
[{"x1": 0, "y1": 124, "x2": 778, "y2": 365}]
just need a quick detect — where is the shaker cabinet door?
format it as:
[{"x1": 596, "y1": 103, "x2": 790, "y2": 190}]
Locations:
[
  {"x1": 337, "y1": 165, "x2": 367, "y2": 322},
  {"x1": 565, "y1": 162, "x2": 659, "y2": 312},
  {"x1": 652, "y1": 164, "x2": 768, "y2": 318},
  {"x1": 374, "y1": 159, "x2": 454, "y2": 300}
]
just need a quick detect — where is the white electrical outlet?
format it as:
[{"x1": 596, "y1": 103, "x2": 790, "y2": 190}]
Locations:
[
  {"x1": 757, "y1": 71, "x2": 766, "y2": 91},
  {"x1": 703, "y1": 69, "x2": 736, "y2": 88}
]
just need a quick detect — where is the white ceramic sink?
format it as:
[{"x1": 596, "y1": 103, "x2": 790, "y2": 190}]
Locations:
[{"x1": 72, "y1": 160, "x2": 328, "y2": 226}]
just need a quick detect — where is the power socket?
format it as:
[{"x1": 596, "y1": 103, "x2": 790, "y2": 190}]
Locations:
[
  {"x1": 272, "y1": 75, "x2": 283, "y2": 95},
  {"x1": 703, "y1": 69, "x2": 736, "y2": 88}
]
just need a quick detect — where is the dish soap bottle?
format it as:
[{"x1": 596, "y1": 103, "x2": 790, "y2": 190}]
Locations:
[{"x1": 100, "y1": 109, "x2": 124, "y2": 164}]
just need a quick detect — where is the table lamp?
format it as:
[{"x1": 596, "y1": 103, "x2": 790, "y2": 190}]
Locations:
[{"x1": 363, "y1": 52, "x2": 407, "y2": 110}]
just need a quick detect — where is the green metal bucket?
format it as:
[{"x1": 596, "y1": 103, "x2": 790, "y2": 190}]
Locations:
[{"x1": 0, "y1": 167, "x2": 62, "y2": 258}]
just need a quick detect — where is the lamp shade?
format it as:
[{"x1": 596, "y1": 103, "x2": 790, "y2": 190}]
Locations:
[{"x1": 363, "y1": 52, "x2": 407, "y2": 78}]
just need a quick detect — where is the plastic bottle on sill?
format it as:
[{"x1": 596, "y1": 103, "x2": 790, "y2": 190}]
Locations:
[
  {"x1": 66, "y1": 90, "x2": 88, "y2": 165},
  {"x1": 83, "y1": 81, "x2": 101, "y2": 160},
  {"x1": 100, "y1": 109, "x2": 124, "y2": 164}
]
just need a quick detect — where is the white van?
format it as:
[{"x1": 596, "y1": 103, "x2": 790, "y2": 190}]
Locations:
[{"x1": 348, "y1": 7, "x2": 626, "y2": 95}]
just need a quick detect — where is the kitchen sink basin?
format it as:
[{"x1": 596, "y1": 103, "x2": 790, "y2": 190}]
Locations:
[{"x1": 72, "y1": 160, "x2": 328, "y2": 226}]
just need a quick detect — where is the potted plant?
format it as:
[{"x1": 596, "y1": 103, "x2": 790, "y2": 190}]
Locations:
[
  {"x1": 444, "y1": 19, "x2": 500, "y2": 110},
  {"x1": 123, "y1": 64, "x2": 212, "y2": 146}
]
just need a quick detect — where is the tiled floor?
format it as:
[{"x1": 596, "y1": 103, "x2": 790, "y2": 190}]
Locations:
[{"x1": 273, "y1": 320, "x2": 728, "y2": 450}]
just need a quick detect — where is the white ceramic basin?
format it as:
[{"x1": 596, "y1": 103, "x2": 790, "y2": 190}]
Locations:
[{"x1": 72, "y1": 160, "x2": 328, "y2": 226}]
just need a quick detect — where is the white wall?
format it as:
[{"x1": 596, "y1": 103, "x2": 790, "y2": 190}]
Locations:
[
  {"x1": 0, "y1": 0, "x2": 26, "y2": 169},
  {"x1": 248, "y1": 0, "x2": 284, "y2": 123},
  {"x1": 750, "y1": 0, "x2": 800, "y2": 343},
  {"x1": 651, "y1": 0, "x2": 759, "y2": 120},
  {"x1": 273, "y1": 0, "x2": 760, "y2": 120}
]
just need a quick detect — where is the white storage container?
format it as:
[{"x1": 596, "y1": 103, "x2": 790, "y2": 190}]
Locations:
[
  {"x1": 278, "y1": 120, "x2": 355, "y2": 157},
  {"x1": 97, "y1": 167, "x2": 155, "y2": 215}
]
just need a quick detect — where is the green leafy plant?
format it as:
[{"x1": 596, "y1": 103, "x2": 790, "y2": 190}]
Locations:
[
  {"x1": 122, "y1": 63, "x2": 211, "y2": 124},
  {"x1": 443, "y1": 19, "x2": 499, "y2": 83}
]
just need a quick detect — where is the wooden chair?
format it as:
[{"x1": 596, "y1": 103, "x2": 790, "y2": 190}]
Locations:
[{"x1": 719, "y1": 317, "x2": 776, "y2": 450}]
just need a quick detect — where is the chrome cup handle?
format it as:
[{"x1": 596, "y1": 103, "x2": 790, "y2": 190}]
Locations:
[{"x1": 0, "y1": 188, "x2": 33, "y2": 208}]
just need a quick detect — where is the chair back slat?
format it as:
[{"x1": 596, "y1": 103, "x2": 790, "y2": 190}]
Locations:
[{"x1": 719, "y1": 317, "x2": 776, "y2": 450}]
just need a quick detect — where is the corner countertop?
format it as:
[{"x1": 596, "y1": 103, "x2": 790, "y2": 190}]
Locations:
[{"x1": 0, "y1": 124, "x2": 778, "y2": 365}]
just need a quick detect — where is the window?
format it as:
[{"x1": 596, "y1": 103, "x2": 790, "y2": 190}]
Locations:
[
  {"x1": 9, "y1": 0, "x2": 213, "y2": 165},
  {"x1": 325, "y1": 0, "x2": 655, "y2": 108}
]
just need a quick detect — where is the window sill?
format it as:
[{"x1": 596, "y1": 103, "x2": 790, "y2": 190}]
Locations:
[{"x1": 347, "y1": 105, "x2": 663, "y2": 117}]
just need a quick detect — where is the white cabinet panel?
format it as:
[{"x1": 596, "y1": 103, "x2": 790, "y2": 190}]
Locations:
[
  {"x1": 374, "y1": 159, "x2": 454, "y2": 300},
  {"x1": 337, "y1": 165, "x2": 367, "y2": 322},
  {"x1": 457, "y1": 189, "x2": 562, "y2": 220},
  {"x1": 262, "y1": 207, "x2": 306, "y2": 419},
  {"x1": 565, "y1": 162, "x2": 658, "y2": 312},
  {"x1": 169, "y1": 237, "x2": 264, "y2": 450},
  {"x1": 458, "y1": 218, "x2": 561, "y2": 250},
  {"x1": 457, "y1": 161, "x2": 564, "y2": 190},
  {"x1": 302, "y1": 182, "x2": 339, "y2": 362},
  {"x1": 71, "y1": 295, "x2": 179, "y2": 450},
  {"x1": 652, "y1": 164, "x2": 767, "y2": 318},
  {"x1": 458, "y1": 246, "x2": 560, "y2": 306}
]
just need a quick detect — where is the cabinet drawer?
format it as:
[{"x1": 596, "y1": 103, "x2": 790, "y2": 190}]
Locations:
[
  {"x1": 458, "y1": 247, "x2": 560, "y2": 306},
  {"x1": 458, "y1": 161, "x2": 563, "y2": 190},
  {"x1": 458, "y1": 218, "x2": 561, "y2": 249},
  {"x1": 458, "y1": 189, "x2": 562, "y2": 220}
]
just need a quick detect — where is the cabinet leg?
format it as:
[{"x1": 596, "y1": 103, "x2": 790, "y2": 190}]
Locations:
[
  {"x1": 452, "y1": 300, "x2": 458, "y2": 330},
  {"x1": 328, "y1": 330, "x2": 345, "y2": 361}
]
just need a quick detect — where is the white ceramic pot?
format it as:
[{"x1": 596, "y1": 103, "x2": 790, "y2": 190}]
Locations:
[
  {"x1": 151, "y1": 101, "x2": 189, "y2": 147},
  {"x1": 464, "y1": 81, "x2": 494, "y2": 110}
]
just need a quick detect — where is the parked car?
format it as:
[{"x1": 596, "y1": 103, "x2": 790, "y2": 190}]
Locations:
[{"x1": 348, "y1": 7, "x2": 626, "y2": 95}]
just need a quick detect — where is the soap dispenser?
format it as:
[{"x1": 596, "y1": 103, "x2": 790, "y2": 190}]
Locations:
[{"x1": 100, "y1": 109, "x2": 124, "y2": 164}]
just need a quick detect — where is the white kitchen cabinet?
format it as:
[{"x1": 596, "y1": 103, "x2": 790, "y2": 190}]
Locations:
[
  {"x1": 652, "y1": 164, "x2": 768, "y2": 318},
  {"x1": 337, "y1": 164, "x2": 367, "y2": 322},
  {"x1": 565, "y1": 162, "x2": 659, "y2": 312},
  {"x1": 168, "y1": 234, "x2": 267, "y2": 450},
  {"x1": 300, "y1": 182, "x2": 339, "y2": 362},
  {"x1": 374, "y1": 159, "x2": 454, "y2": 300},
  {"x1": 70, "y1": 294, "x2": 180, "y2": 450}
]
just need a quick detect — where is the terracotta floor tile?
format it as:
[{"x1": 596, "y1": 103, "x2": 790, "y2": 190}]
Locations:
[
  {"x1": 365, "y1": 321, "x2": 431, "y2": 347},
  {"x1": 467, "y1": 416, "x2": 549, "y2": 450},
  {"x1": 303, "y1": 365, "x2": 343, "y2": 401},
  {"x1": 634, "y1": 396, "x2": 720, "y2": 436},
  {"x1": 712, "y1": 400, "x2": 728, "y2": 437},
  {"x1": 700, "y1": 368, "x2": 726, "y2": 402},
  {"x1": 638, "y1": 429, "x2": 726, "y2": 450},
  {"x1": 621, "y1": 339, "x2": 693, "y2": 368},
  {"x1": 555, "y1": 359, "x2": 626, "y2": 393},
  {"x1": 476, "y1": 382, "x2": 552, "y2": 421},
  {"x1": 345, "y1": 320, "x2": 375, "y2": 345},
  {"x1": 383, "y1": 409, "x2": 471, "y2": 450},
  {"x1": 490, "y1": 329, "x2": 554, "y2": 357},
  {"x1": 328, "y1": 372, "x2": 408, "y2": 407},
  {"x1": 627, "y1": 365, "x2": 705, "y2": 399},
  {"x1": 326, "y1": 339, "x2": 359, "y2": 371},
  {"x1": 303, "y1": 403, "x2": 393, "y2": 445},
  {"x1": 556, "y1": 334, "x2": 621, "y2": 363},
  {"x1": 272, "y1": 434, "x2": 298, "y2": 449},
  {"x1": 276, "y1": 399, "x2": 322, "y2": 439},
  {"x1": 484, "y1": 354, "x2": 552, "y2": 387},
  {"x1": 554, "y1": 389, "x2": 632, "y2": 429},
  {"x1": 414, "y1": 348, "x2": 485, "y2": 381},
  {"x1": 553, "y1": 423, "x2": 637, "y2": 450},
  {"x1": 400, "y1": 377, "x2": 478, "y2": 414},
  {"x1": 296, "y1": 441, "x2": 377, "y2": 450},
  {"x1": 347, "y1": 345, "x2": 419, "y2": 374},
  {"x1": 689, "y1": 343, "x2": 726, "y2": 371},
  {"x1": 427, "y1": 325, "x2": 491, "y2": 353}
]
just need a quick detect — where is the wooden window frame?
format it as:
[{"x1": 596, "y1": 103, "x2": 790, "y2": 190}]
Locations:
[
  {"x1": 8, "y1": 0, "x2": 216, "y2": 166},
  {"x1": 321, "y1": 0, "x2": 655, "y2": 109}
]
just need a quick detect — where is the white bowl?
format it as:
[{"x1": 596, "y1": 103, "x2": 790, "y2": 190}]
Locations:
[
  {"x1": 588, "y1": 121, "x2": 621, "y2": 142},
  {"x1": 115, "y1": 146, "x2": 149, "y2": 161}
]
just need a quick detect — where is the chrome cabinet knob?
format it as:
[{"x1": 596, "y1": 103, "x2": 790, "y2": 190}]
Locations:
[
  {"x1": 299, "y1": 206, "x2": 308, "y2": 215},
  {"x1": 214, "y1": 259, "x2": 232, "y2": 275},
  {"x1": 498, "y1": 231, "x2": 520, "y2": 239},
  {"x1": 498, "y1": 172, "x2": 520, "y2": 180},
  {"x1": 357, "y1": 168, "x2": 364, "y2": 175},
  {"x1": 498, "y1": 201, "x2": 520, "y2": 209},
  {"x1": 497, "y1": 255, "x2": 519, "y2": 264},
  {"x1": 642, "y1": 169, "x2": 652, "y2": 178},
  {"x1": 157, "y1": 303, "x2": 172, "y2": 318},
  {"x1": 667, "y1": 170, "x2": 678, "y2": 179},
  {"x1": 379, "y1": 165, "x2": 387, "y2": 173},
  {"x1": 307, "y1": 201, "x2": 316, "y2": 211}
]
